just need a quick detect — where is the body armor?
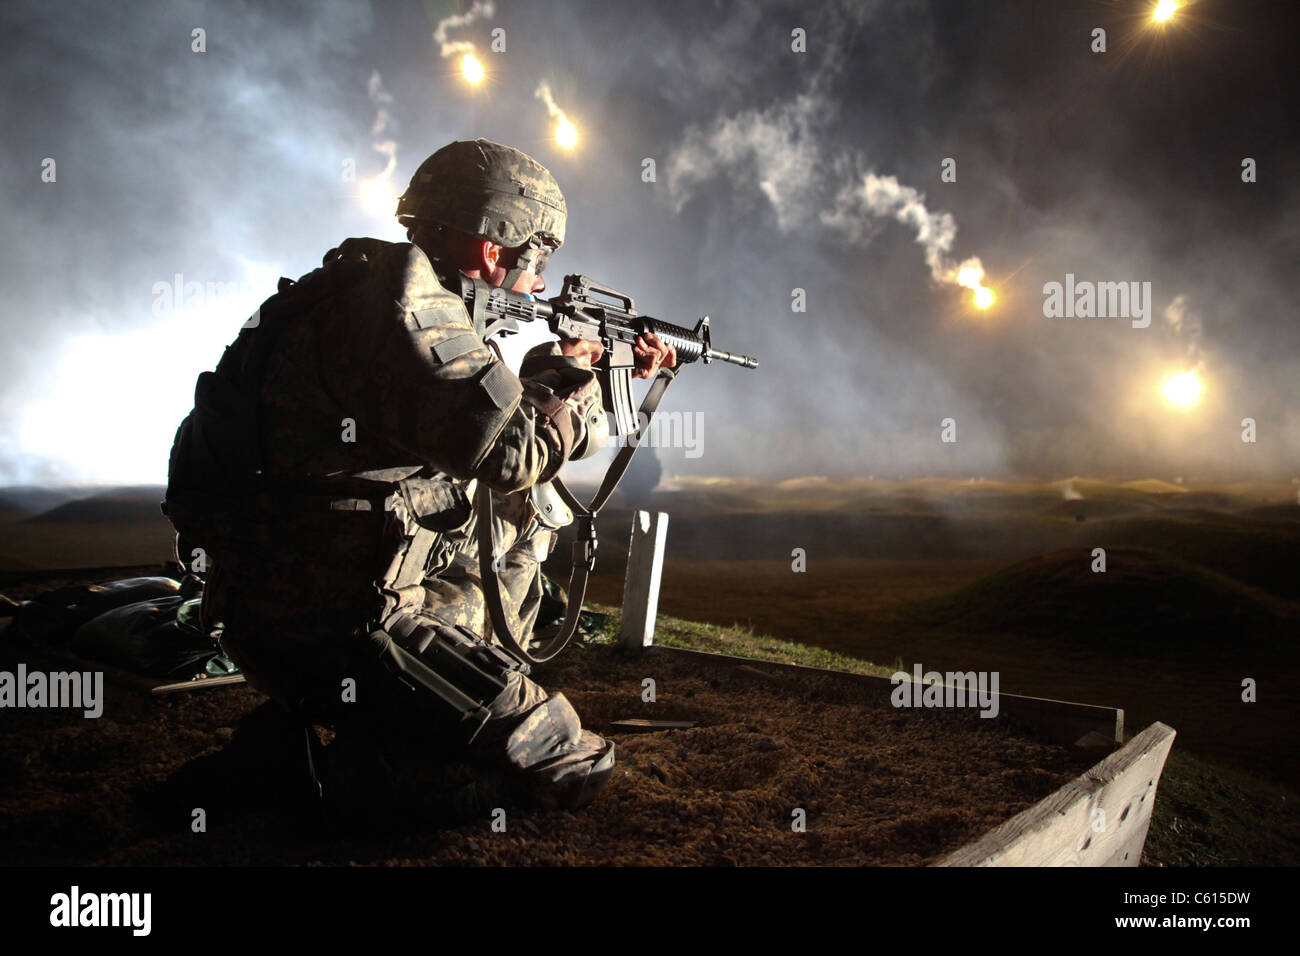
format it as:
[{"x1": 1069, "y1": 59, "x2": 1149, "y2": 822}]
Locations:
[{"x1": 164, "y1": 236, "x2": 613, "y2": 810}]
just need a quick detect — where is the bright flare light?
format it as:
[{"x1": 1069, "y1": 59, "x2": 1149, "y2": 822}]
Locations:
[
  {"x1": 973, "y1": 286, "x2": 995, "y2": 310},
  {"x1": 360, "y1": 177, "x2": 399, "y2": 217},
  {"x1": 1153, "y1": 0, "x2": 1179, "y2": 22},
  {"x1": 1162, "y1": 370, "x2": 1203, "y2": 408},
  {"x1": 461, "y1": 54, "x2": 484, "y2": 84},
  {"x1": 18, "y1": 259, "x2": 282, "y2": 484},
  {"x1": 555, "y1": 118, "x2": 578, "y2": 150}
]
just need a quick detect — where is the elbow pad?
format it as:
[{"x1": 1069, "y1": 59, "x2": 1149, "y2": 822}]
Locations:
[{"x1": 566, "y1": 380, "x2": 609, "y2": 460}]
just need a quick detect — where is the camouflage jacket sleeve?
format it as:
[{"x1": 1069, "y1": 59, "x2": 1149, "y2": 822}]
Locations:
[{"x1": 326, "y1": 239, "x2": 603, "y2": 493}]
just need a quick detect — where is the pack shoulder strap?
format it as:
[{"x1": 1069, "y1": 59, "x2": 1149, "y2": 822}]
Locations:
[{"x1": 477, "y1": 367, "x2": 676, "y2": 665}]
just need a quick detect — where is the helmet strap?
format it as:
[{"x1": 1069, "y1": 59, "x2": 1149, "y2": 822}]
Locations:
[{"x1": 501, "y1": 235, "x2": 553, "y2": 293}]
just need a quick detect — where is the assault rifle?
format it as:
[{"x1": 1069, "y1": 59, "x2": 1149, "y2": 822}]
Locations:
[
  {"x1": 437, "y1": 267, "x2": 760, "y2": 666},
  {"x1": 443, "y1": 271, "x2": 759, "y2": 434}
]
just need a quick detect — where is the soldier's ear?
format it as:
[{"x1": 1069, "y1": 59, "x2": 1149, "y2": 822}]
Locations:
[{"x1": 478, "y1": 239, "x2": 501, "y2": 274}]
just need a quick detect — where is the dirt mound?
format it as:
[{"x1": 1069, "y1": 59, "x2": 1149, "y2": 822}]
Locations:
[
  {"x1": 1119, "y1": 479, "x2": 1190, "y2": 495},
  {"x1": 1077, "y1": 512, "x2": 1300, "y2": 601},
  {"x1": 0, "y1": 487, "x2": 85, "y2": 519},
  {"x1": 1040, "y1": 497, "x2": 1155, "y2": 520},
  {"x1": 23, "y1": 487, "x2": 166, "y2": 525},
  {"x1": 1238, "y1": 503, "x2": 1300, "y2": 523},
  {"x1": 906, "y1": 547, "x2": 1296, "y2": 653}
]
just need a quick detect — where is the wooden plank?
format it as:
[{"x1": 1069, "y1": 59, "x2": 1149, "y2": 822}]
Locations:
[
  {"x1": 647, "y1": 645, "x2": 1122, "y2": 747},
  {"x1": 610, "y1": 719, "x2": 696, "y2": 732},
  {"x1": 620, "y1": 510, "x2": 669, "y2": 651},
  {"x1": 937, "y1": 721, "x2": 1177, "y2": 867},
  {"x1": 151, "y1": 674, "x2": 247, "y2": 695}
]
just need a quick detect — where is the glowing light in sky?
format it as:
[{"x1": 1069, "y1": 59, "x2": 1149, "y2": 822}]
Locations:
[
  {"x1": 18, "y1": 260, "x2": 282, "y2": 483},
  {"x1": 359, "y1": 176, "x2": 399, "y2": 217},
  {"x1": 536, "y1": 83, "x2": 578, "y2": 151},
  {"x1": 461, "y1": 54, "x2": 484, "y2": 84},
  {"x1": 1162, "y1": 370, "x2": 1203, "y2": 408},
  {"x1": 956, "y1": 263, "x2": 994, "y2": 310},
  {"x1": 1153, "y1": 0, "x2": 1179, "y2": 23},
  {"x1": 555, "y1": 118, "x2": 578, "y2": 150}
]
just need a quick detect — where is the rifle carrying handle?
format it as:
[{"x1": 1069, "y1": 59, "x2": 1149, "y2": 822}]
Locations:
[{"x1": 563, "y1": 275, "x2": 636, "y2": 314}]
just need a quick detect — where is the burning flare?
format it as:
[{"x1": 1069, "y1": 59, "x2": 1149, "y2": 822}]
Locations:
[
  {"x1": 957, "y1": 263, "x2": 995, "y2": 310},
  {"x1": 360, "y1": 176, "x2": 399, "y2": 217},
  {"x1": 555, "y1": 118, "x2": 578, "y2": 150},
  {"x1": 536, "y1": 83, "x2": 578, "y2": 151},
  {"x1": 1153, "y1": 1, "x2": 1179, "y2": 23},
  {"x1": 836, "y1": 175, "x2": 993, "y2": 310},
  {"x1": 1162, "y1": 370, "x2": 1202, "y2": 408},
  {"x1": 461, "y1": 54, "x2": 484, "y2": 84}
]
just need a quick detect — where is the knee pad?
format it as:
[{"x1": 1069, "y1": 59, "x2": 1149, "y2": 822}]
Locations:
[{"x1": 367, "y1": 619, "x2": 521, "y2": 744}]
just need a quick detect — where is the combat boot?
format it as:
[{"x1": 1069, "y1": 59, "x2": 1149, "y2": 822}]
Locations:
[
  {"x1": 498, "y1": 693, "x2": 618, "y2": 811},
  {"x1": 144, "y1": 700, "x2": 322, "y2": 825}
]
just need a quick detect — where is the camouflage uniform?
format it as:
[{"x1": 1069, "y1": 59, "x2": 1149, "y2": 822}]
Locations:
[{"x1": 165, "y1": 141, "x2": 614, "y2": 811}]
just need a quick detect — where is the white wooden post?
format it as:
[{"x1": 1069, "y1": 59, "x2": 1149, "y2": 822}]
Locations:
[{"x1": 620, "y1": 510, "x2": 669, "y2": 650}]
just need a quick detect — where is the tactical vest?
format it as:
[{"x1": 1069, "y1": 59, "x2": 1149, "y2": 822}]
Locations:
[{"x1": 163, "y1": 238, "x2": 516, "y2": 642}]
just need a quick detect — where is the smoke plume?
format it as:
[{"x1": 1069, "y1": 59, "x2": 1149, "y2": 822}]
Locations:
[{"x1": 432, "y1": 0, "x2": 494, "y2": 58}]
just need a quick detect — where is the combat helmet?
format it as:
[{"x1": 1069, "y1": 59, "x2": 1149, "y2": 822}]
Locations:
[{"x1": 396, "y1": 138, "x2": 566, "y2": 250}]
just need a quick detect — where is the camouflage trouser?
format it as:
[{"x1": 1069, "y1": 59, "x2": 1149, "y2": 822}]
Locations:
[
  {"x1": 421, "y1": 483, "x2": 549, "y2": 644},
  {"x1": 213, "y1": 487, "x2": 614, "y2": 813},
  {"x1": 379, "y1": 486, "x2": 614, "y2": 811},
  {"x1": 367, "y1": 611, "x2": 614, "y2": 811}
]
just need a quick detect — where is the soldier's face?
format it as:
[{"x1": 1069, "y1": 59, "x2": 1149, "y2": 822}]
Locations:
[
  {"x1": 496, "y1": 242, "x2": 551, "y2": 295},
  {"x1": 441, "y1": 235, "x2": 549, "y2": 294}
]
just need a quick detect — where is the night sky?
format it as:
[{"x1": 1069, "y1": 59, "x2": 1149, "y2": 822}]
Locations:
[{"x1": 1, "y1": 0, "x2": 1296, "y2": 485}]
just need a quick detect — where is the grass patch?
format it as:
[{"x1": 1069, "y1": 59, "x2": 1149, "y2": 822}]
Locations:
[
  {"x1": 581, "y1": 601, "x2": 898, "y2": 678},
  {"x1": 1143, "y1": 747, "x2": 1300, "y2": 866}
]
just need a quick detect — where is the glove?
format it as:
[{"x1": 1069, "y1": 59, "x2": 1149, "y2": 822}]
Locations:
[{"x1": 518, "y1": 343, "x2": 609, "y2": 461}]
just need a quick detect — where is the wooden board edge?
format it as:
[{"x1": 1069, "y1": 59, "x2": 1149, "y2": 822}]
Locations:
[{"x1": 936, "y1": 721, "x2": 1177, "y2": 867}]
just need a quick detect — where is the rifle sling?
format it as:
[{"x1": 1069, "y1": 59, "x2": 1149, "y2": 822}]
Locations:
[{"x1": 477, "y1": 366, "x2": 677, "y2": 665}]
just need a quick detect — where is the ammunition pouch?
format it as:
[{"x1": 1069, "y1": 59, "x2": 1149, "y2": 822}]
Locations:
[{"x1": 376, "y1": 476, "x2": 477, "y2": 622}]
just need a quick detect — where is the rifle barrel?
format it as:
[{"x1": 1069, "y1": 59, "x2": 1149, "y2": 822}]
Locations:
[{"x1": 705, "y1": 348, "x2": 760, "y2": 369}]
